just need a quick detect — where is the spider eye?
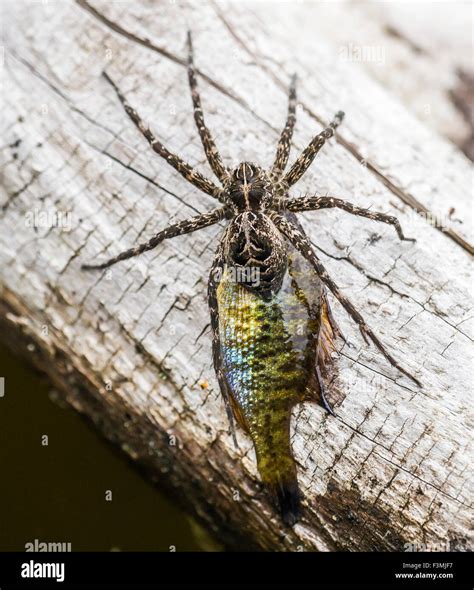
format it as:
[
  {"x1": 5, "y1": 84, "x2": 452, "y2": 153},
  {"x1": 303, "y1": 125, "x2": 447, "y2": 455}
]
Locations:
[{"x1": 233, "y1": 162, "x2": 259, "y2": 183}]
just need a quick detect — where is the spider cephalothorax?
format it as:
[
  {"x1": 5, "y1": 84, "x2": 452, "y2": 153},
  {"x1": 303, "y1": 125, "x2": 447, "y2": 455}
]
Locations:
[
  {"x1": 225, "y1": 162, "x2": 274, "y2": 212},
  {"x1": 221, "y1": 163, "x2": 287, "y2": 297},
  {"x1": 82, "y1": 32, "x2": 420, "y2": 526}
]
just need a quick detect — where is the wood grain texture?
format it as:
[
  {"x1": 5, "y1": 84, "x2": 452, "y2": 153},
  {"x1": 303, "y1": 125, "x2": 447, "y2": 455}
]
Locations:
[
  {"x1": 0, "y1": 0, "x2": 472, "y2": 551},
  {"x1": 293, "y1": 0, "x2": 473, "y2": 161}
]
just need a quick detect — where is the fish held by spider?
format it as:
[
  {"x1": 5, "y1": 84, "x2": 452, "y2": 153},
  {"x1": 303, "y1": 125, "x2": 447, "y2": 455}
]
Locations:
[
  {"x1": 82, "y1": 32, "x2": 421, "y2": 526},
  {"x1": 215, "y1": 216, "x2": 340, "y2": 526}
]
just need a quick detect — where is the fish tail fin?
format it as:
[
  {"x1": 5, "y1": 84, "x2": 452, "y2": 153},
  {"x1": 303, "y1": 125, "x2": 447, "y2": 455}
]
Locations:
[
  {"x1": 252, "y1": 401, "x2": 302, "y2": 526},
  {"x1": 268, "y1": 474, "x2": 301, "y2": 527},
  {"x1": 259, "y1": 452, "x2": 301, "y2": 526}
]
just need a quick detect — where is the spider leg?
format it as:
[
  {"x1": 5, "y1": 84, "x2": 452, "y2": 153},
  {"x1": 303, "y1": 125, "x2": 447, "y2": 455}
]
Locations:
[
  {"x1": 286, "y1": 196, "x2": 416, "y2": 242},
  {"x1": 103, "y1": 71, "x2": 222, "y2": 200},
  {"x1": 187, "y1": 32, "x2": 229, "y2": 183},
  {"x1": 208, "y1": 243, "x2": 238, "y2": 447},
  {"x1": 283, "y1": 111, "x2": 344, "y2": 188},
  {"x1": 82, "y1": 207, "x2": 225, "y2": 271},
  {"x1": 271, "y1": 213, "x2": 421, "y2": 387},
  {"x1": 271, "y1": 73, "x2": 297, "y2": 177}
]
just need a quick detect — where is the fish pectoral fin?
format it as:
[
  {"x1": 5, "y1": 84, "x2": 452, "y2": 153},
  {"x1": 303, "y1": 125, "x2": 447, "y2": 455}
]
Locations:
[
  {"x1": 304, "y1": 370, "x2": 336, "y2": 417},
  {"x1": 228, "y1": 393, "x2": 248, "y2": 432},
  {"x1": 318, "y1": 293, "x2": 339, "y2": 365},
  {"x1": 322, "y1": 289, "x2": 346, "y2": 344}
]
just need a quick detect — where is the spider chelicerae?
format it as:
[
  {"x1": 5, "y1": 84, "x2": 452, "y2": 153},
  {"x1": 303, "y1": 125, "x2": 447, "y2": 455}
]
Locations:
[{"x1": 82, "y1": 32, "x2": 420, "y2": 391}]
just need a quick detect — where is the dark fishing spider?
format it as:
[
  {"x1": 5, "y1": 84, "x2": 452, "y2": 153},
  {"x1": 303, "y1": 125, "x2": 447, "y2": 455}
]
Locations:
[{"x1": 82, "y1": 32, "x2": 420, "y2": 401}]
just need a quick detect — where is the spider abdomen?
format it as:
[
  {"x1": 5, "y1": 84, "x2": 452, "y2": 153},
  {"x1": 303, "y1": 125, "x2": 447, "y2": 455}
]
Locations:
[{"x1": 225, "y1": 212, "x2": 287, "y2": 299}]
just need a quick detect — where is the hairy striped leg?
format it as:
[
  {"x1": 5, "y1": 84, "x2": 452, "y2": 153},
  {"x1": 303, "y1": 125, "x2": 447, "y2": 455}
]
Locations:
[
  {"x1": 103, "y1": 72, "x2": 222, "y2": 200},
  {"x1": 82, "y1": 208, "x2": 225, "y2": 271},
  {"x1": 285, "y1": 196, "x2": 416, "y2": 242},
  {"x1": 283, "y1": 111, "x2": 344, "y2": 187},
  {"x1": 271, "y1": 74, "x2": 297, "y2": 177},
  {"x1": 271, "y1": 213, "x2": 421, "y2": 387},
  {"x1": 187, "y1": 32, "x2": 229, "y2": 183},
  {"x1": 208, "y1": 242, "x2": 238, "y2": 447}
]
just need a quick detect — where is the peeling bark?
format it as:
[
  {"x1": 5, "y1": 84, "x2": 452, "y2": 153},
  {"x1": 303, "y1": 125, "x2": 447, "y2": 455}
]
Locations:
[{"x1": 0, "y1": 0, "x2": 472, "y2": 551}]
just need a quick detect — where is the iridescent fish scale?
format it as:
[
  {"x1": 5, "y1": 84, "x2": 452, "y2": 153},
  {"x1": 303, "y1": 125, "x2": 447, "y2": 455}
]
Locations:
[{"x1": 217, "y1": 246, "x2": 325, "y2": 519}]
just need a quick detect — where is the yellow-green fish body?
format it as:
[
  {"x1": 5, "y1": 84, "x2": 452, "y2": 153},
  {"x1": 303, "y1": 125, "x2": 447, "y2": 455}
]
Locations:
[{"x1": 217, "y1": 221, "x2": 337, "y2": 524}]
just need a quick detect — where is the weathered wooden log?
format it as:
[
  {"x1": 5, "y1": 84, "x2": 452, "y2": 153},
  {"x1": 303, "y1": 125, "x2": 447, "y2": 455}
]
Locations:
[{"x1": 1, "y1": 0, "x2": 472, "y2": 551}]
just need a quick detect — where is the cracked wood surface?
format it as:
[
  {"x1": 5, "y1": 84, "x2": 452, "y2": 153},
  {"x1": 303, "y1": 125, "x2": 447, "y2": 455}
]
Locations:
[{"x1": 1, "y1": 0, "x2": 472, "y2": 551}]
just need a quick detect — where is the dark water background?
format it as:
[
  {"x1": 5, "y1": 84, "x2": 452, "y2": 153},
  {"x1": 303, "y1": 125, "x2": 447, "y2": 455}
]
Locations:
[{"x1": 0, "y1": 342, "x2": 220, "y2": 551}]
